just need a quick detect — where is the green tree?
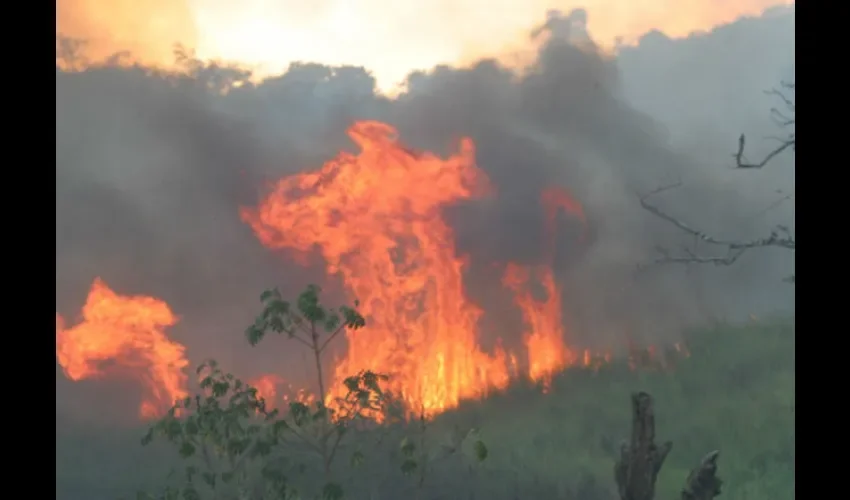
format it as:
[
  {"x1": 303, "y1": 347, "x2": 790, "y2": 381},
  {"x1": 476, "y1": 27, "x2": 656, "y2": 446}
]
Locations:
[
  {"x1": 140, "y1": 285, "x2": 391, "y2": 499},
  {"x1": 245, "y1": 285, "x2": 395, "y2": 484}
]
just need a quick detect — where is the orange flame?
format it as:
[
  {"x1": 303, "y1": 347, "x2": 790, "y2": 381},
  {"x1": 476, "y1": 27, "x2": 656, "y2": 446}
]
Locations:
[
  {"x1": 248, "y1": 374, "x2": 316, "y2": 410},
  {"x1": 242, "y1": 121, "x2": 518, "y2": 417},
  {"x1": 55, "y1": 278, "x2": 189, "y2": 419},
  {"x1": 502, "y1": 263, "x2": 578, "y2": 390},
  {"x1": 500, "y1": 186, "x2": 587, "y2": 390}
]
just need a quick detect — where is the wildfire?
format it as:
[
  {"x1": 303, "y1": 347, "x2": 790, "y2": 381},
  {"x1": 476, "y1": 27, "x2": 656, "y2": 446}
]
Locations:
[
  {"x1": 55, "y1": 278, "x2": 189, "y2": 418},
  {"x1": 249, "y1": 374, "x2": 317, "y2": 410},
  {"x1": 500, "y1": 187, "x2": 589, "y2": 390},
  {"x1": 241, "y1": 120, "x2": 588, "y2": 417},
  {"x1": 502, "y1": 263, "x2": 577, "y2": 390},
  {"x1": 55, "y1": 124, "x2": 692, "y2": 422}
]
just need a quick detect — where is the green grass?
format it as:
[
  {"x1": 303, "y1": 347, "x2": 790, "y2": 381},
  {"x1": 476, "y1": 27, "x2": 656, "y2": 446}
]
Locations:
[
  {"x1": 444, "y1": 319, "x2": 795, "y2": 499},
  {"x1": 56, "y1": 319, "x2": 794, "y2": 500}
]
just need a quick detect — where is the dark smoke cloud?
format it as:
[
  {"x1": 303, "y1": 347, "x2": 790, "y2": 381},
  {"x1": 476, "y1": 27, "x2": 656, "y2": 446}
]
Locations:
[{"x1": 56, "y1": 7, "x2": 795, "y2": 422}]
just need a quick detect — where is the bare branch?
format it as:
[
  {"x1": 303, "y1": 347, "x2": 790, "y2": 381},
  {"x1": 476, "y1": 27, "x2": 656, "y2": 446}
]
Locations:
[
  {"x1": 733, "y1": 133, "x2": 794, "y2": 169},
  {"x1": 318, "y1": 324, "x2": 347, "y2": 354},
  {"x1": 638, "y1": 185, "x2": 795, "y2": 269},
  {"x1": 734, "y1": 81, "x2": 795, "y2": 169},
  {"x1": 639, "y1": 80, "x2": 795, "y2": 277}
]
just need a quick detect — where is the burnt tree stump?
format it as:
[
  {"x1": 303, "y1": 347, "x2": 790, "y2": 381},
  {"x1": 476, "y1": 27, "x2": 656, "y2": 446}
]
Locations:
[
  {"x1": 681, "y1": 451, "x2": 722, "y2": 500},
  {"x1": 614, "y1": 392, "x2": 672, "y2": 500},
  {"x1": 613, "y1": 392, "x2": 723, "y2": 500}
]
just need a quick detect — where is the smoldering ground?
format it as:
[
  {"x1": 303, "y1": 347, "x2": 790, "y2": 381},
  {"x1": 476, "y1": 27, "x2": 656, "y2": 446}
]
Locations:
[{"x1": 56, "y1": 7, "x2": 794, "y2": 422}]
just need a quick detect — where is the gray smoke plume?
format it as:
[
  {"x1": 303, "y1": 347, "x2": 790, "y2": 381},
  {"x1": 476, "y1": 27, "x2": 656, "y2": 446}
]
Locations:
[{"x1": 56, "y1": 6, "x2": 795, "y2": 422}]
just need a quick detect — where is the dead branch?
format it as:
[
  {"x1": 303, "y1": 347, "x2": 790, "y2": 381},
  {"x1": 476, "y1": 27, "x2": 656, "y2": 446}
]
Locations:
[
  {"x1": 734, "y1": 81, "x2": 795, "y2": 169},
  {"x1": 681, "y1": 451, "x2": 723, "y2": 500},
  {"x1": 614, "y1": 392, "x2": 672, "y2": 500},
  {"x1": 639, "y1": 80, "x2": 795, "y2": 276},
  {"x1": 637, "y1": 182, "x2": 795, "y2": 269}
]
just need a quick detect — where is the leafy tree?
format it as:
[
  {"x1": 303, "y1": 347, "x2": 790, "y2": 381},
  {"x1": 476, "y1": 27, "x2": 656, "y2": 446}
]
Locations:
[
  {"x1": 139, "y1": 285, "x2": 391, "y2": 499},
  {"x1": 138, "y1": 360, "x2": 297, "y2": 500},
  {"x1": 245, "y1": 285, "x2": 396, "y2": 483}
]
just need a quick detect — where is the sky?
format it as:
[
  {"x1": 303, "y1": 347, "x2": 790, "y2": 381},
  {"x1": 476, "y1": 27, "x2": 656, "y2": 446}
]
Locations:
[{"x1": 57, "y1": 0, "x2": 793, "y2": 93}]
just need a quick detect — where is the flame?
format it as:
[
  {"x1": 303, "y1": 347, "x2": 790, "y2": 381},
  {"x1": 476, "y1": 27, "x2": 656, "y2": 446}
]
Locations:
[
  {"x1": 248, "y1": 374, "x2": 316, "y2": 410},
  {"x1": 55, "y1": 278, "x2": 189, "y2": 418},
  {"x1": 541, "y1": 186, "x2": 586, "y2": 240},
  {"x1": 242, "y1": 121, "x2": 522, "y2": 417},
  {"x1": 502, "y1": 263, "x2": 578, "y2": 389},
  {"x1": 249, "y1": 373, "x2": 283, "y2": 407},
  {"x1": 500, "y1": 187, "x2": 587, "y2": 389}
]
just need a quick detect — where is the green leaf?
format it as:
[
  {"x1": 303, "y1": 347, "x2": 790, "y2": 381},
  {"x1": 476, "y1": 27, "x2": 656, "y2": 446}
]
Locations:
[
  {"x1": 251, "y1": 438, "x2": 273, "y2": 458},
  {"x1": 141, "y1": 429, "x2": 154, "y2": 446},
  {"x1": 260, "y1": 288, "x2": 279, "y2": 302},
  {"x1": 181, "y1": 486, "x2": 201, "y2": 500},
  {"x1": 400, "y1": 459, "x2": 418, "y2": 476},
  {"x1": 245, "y1": 325, "x2": 265, "y2": 346},
  {"x1": 221, "y1": 472, "x2": 234, "y2": 484},
  {"x1": 178, "y1": 441, "x2": 196, "y2": 458},
  {"x1": 272, "y1": 419, "x2": 290, "y2": 437},
  {"x1": 212, "y1": 381, "x2": 230, "y2": 397},
  {"x1": 184, "y1": 419, "x2": 199, "y2": 436},
  {"x1": 312, "y1": 405, "x2": 329, "y2": 422},
  {"x1": 289, "y1": 402, "x2": 310, "y2": 426},
  {"x1": 343, "y1": 375, "x2": 360, "y2": 393},
  {"x1": 473, "y1": 440, "x2": 488, "y2": 462},
  {"x1": 202, "y1": 472, "x2": 216, "y2": 488},
  {"x1": 261, "y1": 463, "x2": 287, "y2": 482},
  {"x1": 322, "y1": 481, "x2": 344, "y2": 500},
  {"x1": 226, "y1": 438, "x2": 249, "y2": 456}
]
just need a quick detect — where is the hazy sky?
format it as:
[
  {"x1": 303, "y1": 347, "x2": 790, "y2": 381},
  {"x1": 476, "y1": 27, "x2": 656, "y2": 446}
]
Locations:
[{"x1": 57, "y1": 0, "x2": 793, "y2": 93}]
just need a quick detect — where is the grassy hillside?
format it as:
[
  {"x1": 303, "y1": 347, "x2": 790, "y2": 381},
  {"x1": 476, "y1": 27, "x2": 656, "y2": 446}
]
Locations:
[
  {"x1": 452, "y1": 319, "x2": 795, "y2": 499},
  {"x1": 56, "y1": 319, "x2": 794, "y2": 500}
]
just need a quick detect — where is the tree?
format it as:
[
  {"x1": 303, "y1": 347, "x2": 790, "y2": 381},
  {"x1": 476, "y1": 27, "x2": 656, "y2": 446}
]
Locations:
[
  {"x1": 139, "y1": 285, "x2": 391, "y2": 499},
  {"x1": 639, "y1": 81, "x2": 795, "y2": 282},
  {"x1": 245, "y1": 285, "x2": 399, "y2": 482}
]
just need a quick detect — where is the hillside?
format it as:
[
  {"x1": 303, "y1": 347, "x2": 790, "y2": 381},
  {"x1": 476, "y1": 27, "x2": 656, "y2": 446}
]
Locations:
[{"x1": 57, "y1": 319, "x2": 794, "y2": 500}]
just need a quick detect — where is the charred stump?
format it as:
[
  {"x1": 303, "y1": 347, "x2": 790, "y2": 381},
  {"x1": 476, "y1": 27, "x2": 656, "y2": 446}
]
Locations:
[
  {"x1": 614, "y1": 392, "x2": 672, "y2": 500},
  {"x1": 613, "y1": 392, "x2": 722, "y2": 500},
  {"x1": 681, "y1": 451, "x2": 722, "y2": 500}
]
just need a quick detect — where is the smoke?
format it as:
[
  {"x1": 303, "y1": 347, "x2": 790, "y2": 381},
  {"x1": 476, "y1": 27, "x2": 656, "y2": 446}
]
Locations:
[
  {"x1": 56, "y1": 0, "x2": 792, "y2": 92},
  {"x1": 56, "y1": 7, "x2": 794, "y2": 421}
]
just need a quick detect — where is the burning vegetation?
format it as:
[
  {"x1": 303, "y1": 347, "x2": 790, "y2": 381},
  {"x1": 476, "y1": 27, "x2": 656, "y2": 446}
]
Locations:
[
  {"x1": 55, "y1": 278, "x2": 189, "y2": 418},
  {"x1": 55, "y1": 120, "x2": 683, "y2": 420}
]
